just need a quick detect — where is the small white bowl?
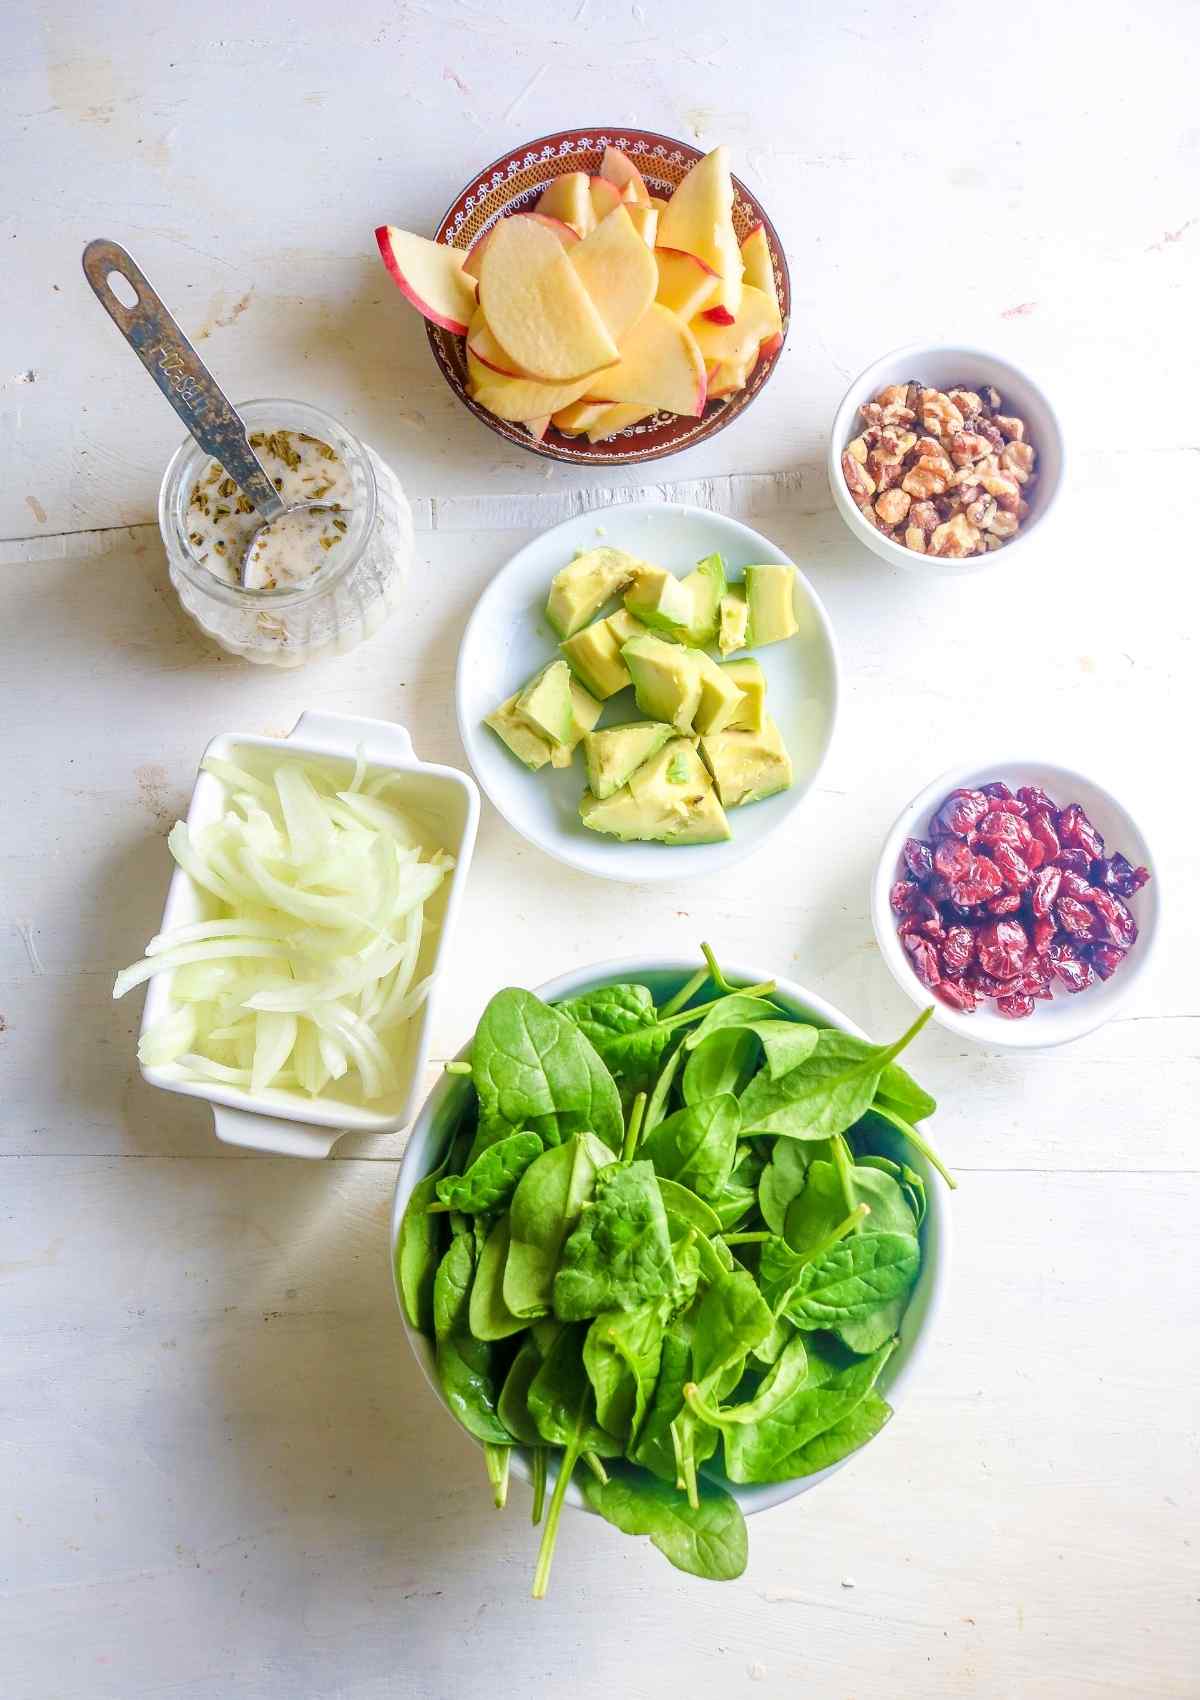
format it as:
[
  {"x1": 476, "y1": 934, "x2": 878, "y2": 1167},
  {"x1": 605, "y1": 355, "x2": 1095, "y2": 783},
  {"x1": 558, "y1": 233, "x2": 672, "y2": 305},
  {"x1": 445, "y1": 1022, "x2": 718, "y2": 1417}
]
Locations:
[
  {"x1": 827, "y1": 343, "x2": 1064, "y2": 577},
  {"x1": 872, "y1": 760, "x2": 1159, "y2": 1050},
  {"x1": 456, "y1": 503, "x2": 839, "y2": 884},
  {"x1": 391, "y1": 956, "x2": 948, "y2": 1518},
  {"x1": 137, "y1": 710, "x2": 479, "y2": 1156}
]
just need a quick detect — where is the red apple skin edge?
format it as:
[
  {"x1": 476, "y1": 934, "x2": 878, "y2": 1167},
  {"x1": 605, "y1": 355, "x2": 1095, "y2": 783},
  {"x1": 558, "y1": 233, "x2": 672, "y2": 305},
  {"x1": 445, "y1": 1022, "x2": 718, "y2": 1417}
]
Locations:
[
  {"x1": 740, "y1": 220, "x2": 765, "y2": 243},
  {"x1": 701, "y1": 305, "x2": 736, "y2": 325},
  {"x1": 655, "y1": 245, "x2": 719, "y2": 276},
  {"x1": 375, "y1": 226, "x2": 473, "y2": 336},
  {"x1": 465, "y1": 338, "x2": 521, "y2": 379},
  {"x1": 462, "y1": 213, "x2": 579, "y2": 279}
]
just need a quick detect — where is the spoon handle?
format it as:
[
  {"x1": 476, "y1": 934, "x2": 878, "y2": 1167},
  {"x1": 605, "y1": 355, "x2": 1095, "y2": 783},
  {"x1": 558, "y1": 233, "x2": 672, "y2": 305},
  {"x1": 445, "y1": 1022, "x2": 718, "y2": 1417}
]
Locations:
[{"x1": 81, "y1": 239, "x2": 284, "y2": 521}]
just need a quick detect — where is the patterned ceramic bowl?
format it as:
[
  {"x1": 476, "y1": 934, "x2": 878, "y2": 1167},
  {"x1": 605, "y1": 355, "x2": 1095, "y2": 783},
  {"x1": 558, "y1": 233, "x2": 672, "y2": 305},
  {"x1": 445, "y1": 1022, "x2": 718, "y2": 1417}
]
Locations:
[{"x1": 428, "y1": 127, "x2": 790, "y2": 466}]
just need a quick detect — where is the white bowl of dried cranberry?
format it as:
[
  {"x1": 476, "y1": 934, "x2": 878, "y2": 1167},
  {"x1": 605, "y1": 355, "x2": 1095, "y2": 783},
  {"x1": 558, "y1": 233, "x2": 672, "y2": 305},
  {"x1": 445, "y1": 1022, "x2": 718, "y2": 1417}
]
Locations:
[
  {"x1": 827, "y1": 345, "x2": 1064, "y2": 576},
  {"x1": 871, "y1": 761, "x2": 1158, "y2": 1049}
]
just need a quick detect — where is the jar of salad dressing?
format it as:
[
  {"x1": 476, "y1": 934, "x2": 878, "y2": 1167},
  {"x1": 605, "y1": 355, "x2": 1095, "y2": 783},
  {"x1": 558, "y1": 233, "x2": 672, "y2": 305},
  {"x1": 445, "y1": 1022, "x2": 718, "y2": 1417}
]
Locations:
[{"x1": 158, "y1": 398, "x2": 412, "y2": 666}]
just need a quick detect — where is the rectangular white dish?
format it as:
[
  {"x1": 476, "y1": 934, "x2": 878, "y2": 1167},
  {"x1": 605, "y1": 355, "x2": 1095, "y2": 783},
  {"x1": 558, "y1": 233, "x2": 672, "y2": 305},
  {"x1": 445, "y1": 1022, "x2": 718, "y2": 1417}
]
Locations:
[{"x1": 138, "y1": 710, "x2": 479, "y2": 1157}]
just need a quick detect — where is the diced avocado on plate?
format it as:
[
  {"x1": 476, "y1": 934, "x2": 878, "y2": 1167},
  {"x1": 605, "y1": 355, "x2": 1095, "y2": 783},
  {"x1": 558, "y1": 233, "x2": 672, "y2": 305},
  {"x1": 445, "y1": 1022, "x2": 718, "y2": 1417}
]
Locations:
[
  {"x1": 699, "y1": 715, "x2": 793, "y2": 807},
  {"x1": 691, "y1": 649, "x2": 746, "y2": 736},
  {"x1": 717, "y1": 586, "x2": 749, "y2": 656},
  {"x1": 559, "y1": 607, "x2": 648, "y2": 699},
  {"x1": 516, "y1": 658, "x2": 577, "y2": 746},
  {"x1": 488, "y1": 662, "x2": 601, "y2": 771},
  {"x1": 720, "y1": 657, "x2": 766, "y2": 732},
  {"x1": 545, "y1": 547, "x2": 642, "y2": 639},
  {"x1": 744, "y1": 564, "x2": 799, "y2": 645},
  {"x1": 582, "y1": 737, "x2": 731, "y2": 844},
  {"x1": 624, "y1": 563, "x2": 693, "y2": 638},
  {"x1": 583, "y1": 721, "x2": 673, "y2": 800},
  {"x1": 622, "y1": 634, "x2": 703, "y2": 732},
  {"x1": 484, "y1": 694, "x2": 556, "y2": 771},
  {"x1": 677, "y1": 552, "x2": 727, "y2": 647}
]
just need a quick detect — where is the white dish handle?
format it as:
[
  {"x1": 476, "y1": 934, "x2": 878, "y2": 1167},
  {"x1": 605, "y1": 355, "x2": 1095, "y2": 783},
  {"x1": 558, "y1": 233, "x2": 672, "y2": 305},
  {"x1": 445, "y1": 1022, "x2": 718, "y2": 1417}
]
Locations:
[
  {"x1": 212, "y1": 1105, "x2": 344, "y2": 1159},
  {"x1": 287, "y1": 710, "x2": 416, "y2": 766}
]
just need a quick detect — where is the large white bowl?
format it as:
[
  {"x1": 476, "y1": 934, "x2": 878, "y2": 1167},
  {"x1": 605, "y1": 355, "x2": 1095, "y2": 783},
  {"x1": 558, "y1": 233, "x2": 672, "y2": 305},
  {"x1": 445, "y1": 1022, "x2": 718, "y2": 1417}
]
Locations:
[
  {"x1": 456, "y1": 504, "x2": 839, "y2": 883},
  {"x1": 137, "y1": 711, "x2": 479, "y2": 1156},
  {"x1": 827, "y1": 343, "x2": 1065, "y2": 577},
  {"x1": 391, "y1": 956, "x2": 949, "y2": 1518},
  {"x1": 872, "y1": 760, "x2": 1159, "y2": 1050}
]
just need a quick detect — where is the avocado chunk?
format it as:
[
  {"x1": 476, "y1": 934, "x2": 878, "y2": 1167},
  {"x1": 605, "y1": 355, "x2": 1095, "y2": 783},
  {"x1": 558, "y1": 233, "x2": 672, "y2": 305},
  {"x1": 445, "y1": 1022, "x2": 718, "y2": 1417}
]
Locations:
[
  {"x1": 720, "y1": 657, "x2": 766, "y2": 732},
  {"x1": 560, "y1": 608, "x2": 648, "y2": 698},
  {"x1": 629, "y1": 738, "x2": 732, "y2": 844},
  {"x1": 624, "y1": 564, "x2": 692, "y2": 638},
  {"x1": 692, "y1": 650, "x2": 746, "y2": 736},
  {"x1": 699, "y1": 715, "x2": 793, "y2": 807},
  {"x1": 744, "y1": 564, "x2": 799, "y2": 645},
  {"x1": 717, "y1": 587, "x2": 749, "y2": 656},
  {"x1": 546, "y1": 547, "x2": 641, "y2": 639},
  {"x1": 579, "y1": 784, "x2": 677, "y2": 843},
  {"x1": 677, "y1": 552, "x2": 727, "y2": 647},
  {"x1": 583, "y1": 722, "x2": 673, "y2": 800},
  {"x1": 484, "y1": 693, "x2": 555, "y2": 770},
  {"x1": 515, "y1": 659, "x2": 577, "y2": 746},
  {"x1": 622, "y1": 634, "x2": 703, "y2": 732}
]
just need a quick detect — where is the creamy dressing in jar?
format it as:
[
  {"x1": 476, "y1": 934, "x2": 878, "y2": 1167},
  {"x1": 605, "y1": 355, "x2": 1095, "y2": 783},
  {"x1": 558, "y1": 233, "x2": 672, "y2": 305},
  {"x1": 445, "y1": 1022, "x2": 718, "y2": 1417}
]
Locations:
[{"x1": 184, "y1": 428, "x2": 354, "y2": 587}]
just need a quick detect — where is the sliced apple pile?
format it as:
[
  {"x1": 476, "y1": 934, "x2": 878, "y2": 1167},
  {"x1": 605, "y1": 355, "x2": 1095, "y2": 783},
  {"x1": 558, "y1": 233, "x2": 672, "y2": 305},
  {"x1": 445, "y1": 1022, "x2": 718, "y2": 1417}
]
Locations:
[{"x1": 374, "y1": 144, "x2": 783, "y2": 444}]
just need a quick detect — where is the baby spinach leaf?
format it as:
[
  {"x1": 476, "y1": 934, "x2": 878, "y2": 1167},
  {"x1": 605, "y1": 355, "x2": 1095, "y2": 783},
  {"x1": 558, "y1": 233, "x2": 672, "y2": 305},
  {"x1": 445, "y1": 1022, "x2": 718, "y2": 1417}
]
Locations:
[
  {"x1": 691, "y1": 1266, "x2": 774, "y2": 1384},
  {"x1": 738, "y1": 1007, "x2": 933, "y2": 1141},
  {"x1": 497, "y1": 1339, "x2": 545, "y2": 1446},
  {"x1": 685, "y1": 1334, "x2": 810, "y2": 1428},
  {"x1": 583, "y1": 1471, "x2": 748, "y2": 1581},
  {"x1": 682, "y1": 1028, "x2": 759, "y2": 1105},
  {"x1": 783, "y1": 1159, "x2": 853, "y2": 1254},
  {"x1": 470, "y1": 988, "x2": 623, "y2": 1154},
  {"x1": 682, "y1": 994, "x2": 784, "y2": 1048},
  {"x1": 657, "y1": 1176, "x2": 723, "y2": 1237},
  {"x1": 432, "y1": 1237, "x2": 513, "y2": 1446},
  {"x1": 484, "y1": 1442, "x2": 511, "y2": 1508},
  {"x1": 527, "y1": 1327, "x2": 622, "y2": 1598},
  {"x1": 750, "y1": 1311, "x2": 796, "y2": 1367},
  {"x1": 503, "y1": 1132, "x2": 614, "y2": 1320},
  {"x1": 758, "y1": 1138, "x2": 819, "y2": 1234},
  {"x1": 630, "y1": 1331, "x2": 691, "y2": 1482},
  {"x1": 396, "y1": 1164, "x2": 448, "y2": 1332},
  {"x1": 710, "y1": 1181, "x2": 758, "y2": 1232},
  {"x1": 721, "y1": 1340, "x2": 895, "y2": 1483},
  {"x1": 644, "y1": 1039, "x2": 685, "y2": 1134},
  {"x1": 784, "y1": 1232, "x2": 920, "y2": 1330},
  {"x1": 767, "y1": 1391, "x2": 893, "y2": 1479},
  {"x1": 866, "y1": 1102, "x2": 956, "y2": 1190},
  {"x1": 554, "y1": 1161, "x2": 679, "y2": 1321},
  {"x1": 583, "y1": 1303, "x2": 665, "y2": 1444},
  {"x1": 468, "y1": 1216, "x2": 527, "y2": 1341},
  {"x1": 436, "y1": 1130, "x2": 544, "y2": 1214},
  {"x1": 827, "y1": 1165, "x2": 919, "y2": 1354},
  {"x1": 557, "y1": 982, "x2": 656, "y2": 1042},
  {"x1": 640, "y1": 1094, "x2": 741, "y2": 1202}
]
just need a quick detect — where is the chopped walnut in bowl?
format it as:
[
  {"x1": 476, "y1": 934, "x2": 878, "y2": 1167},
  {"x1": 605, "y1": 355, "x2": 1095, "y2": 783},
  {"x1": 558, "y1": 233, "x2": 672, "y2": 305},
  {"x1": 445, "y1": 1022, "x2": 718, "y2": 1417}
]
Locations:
[{"x1": 842, "y1": 382, "x2": 1037, "y2": 559}]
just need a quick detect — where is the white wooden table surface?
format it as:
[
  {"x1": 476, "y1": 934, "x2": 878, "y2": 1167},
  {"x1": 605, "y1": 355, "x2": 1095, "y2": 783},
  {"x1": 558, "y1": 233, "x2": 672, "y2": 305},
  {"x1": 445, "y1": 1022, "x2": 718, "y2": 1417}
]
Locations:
[{"x1": 3, "y1": 3, "x2": 1199, "y2": 1696}]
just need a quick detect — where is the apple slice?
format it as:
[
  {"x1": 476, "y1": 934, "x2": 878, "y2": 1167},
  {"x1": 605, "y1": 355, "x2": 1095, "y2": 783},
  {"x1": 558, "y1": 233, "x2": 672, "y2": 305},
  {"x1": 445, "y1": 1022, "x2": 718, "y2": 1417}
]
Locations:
[
  {"x1": 586, "y1": 403, "x2": 651, "y2": 442},
  {"x1": 462, "y1": 213, "x2": 577, "y2": 281},
  {"x1": 588, "y1": 175, "x2": 622, "y2": 225},
  {"x1": 568, "y1": 204, "x2": 657, "y2": 341},
  {"x1": 740, "y1": 223, "x2": 776, "y2": 298},
  {"x1": 624, "y1": 204, "x2": 658, "y2": 247},
  {"x1": 465, "y1": 308, "x2": 521, "y2": 377},
  {"x1": 600, "y1": 146, "x2": 650, "y2": 205},
  {"x1": 701, "y1": 304, "x2": 736, "y2": 326},
  {"x1": 706, "y1": 358, "x2": 752, "y2": 398},
  {"x1": 466, "y1": 348, "x2": 593, "y2": 421},
  {"x1": 375, "y1": 226, "x2": 477, "y2": 334},
  {"x1": 535, "y1": 171, "x2": 594, "y2": 236},
  {"x1": 582, "y1": 303, "x2": 706, "y2": 416},
  {"x1": 655, "y1": 248, "x2": 720, "y2": 320},
  {"x1": 478, "y1": 215, "x2": 620, "y2": 382},
  {"x1": 656, "y1": 146, "x2": 742, "y2": 317},
  {"x1": 649, "y1": 195, "x2": 669, "y2": 212},
  {"x1": 523, "y1": 415, "x2": 551, "y2": 442},
  {"x1": 691, "y1": 283, "x2": 780, "y2": 370},
  {"x1": 552, "y1": 400, "x2": 612, "y2": 436}
]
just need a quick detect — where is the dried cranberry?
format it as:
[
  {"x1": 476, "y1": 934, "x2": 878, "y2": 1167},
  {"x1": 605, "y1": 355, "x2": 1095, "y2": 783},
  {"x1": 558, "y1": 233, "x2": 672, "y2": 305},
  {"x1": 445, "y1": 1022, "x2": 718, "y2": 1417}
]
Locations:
[
  {"x1": 986, "y1": 892, "x2": 1023, "y2": 916},
  {"x1": 934, "y1": 838, "x2": 974, "y2": 881},
  {"x1": 1024, "y1": 838, "x2": 1046, "y2": 871},
  {"x1": 902, "y1": 837, "x2": 935, "y2": 884},
  {"x1": 948, "y1": 854, "x2": 1004, "y2": 906},
  {"x1": 929, "y1": 788, "x2": 989, "y2": 839},
  {"x1": 1017, "y1": 784, "x2": 1057, "y2": 814},
  {"x1": 993, "y1": 841, "x2": 1033, "y2": 890},
  {"x1": 976, "y1": 919, "x2": 1028, "y2": 979},
  {"x1": 903, "y1": 933, "x2": 941, "y2": 986},
  {"x1": 1090, "y1": 943, "x2": 1126, "y2": 980},
  {"x1": 1093, "y1": 852, "x2": 1150, "y2": 897},
  {"x1": 936, "y1": 979, "x2": 977, "y2": 1012},
  {"x1": 890, "y1": 879, "x2": 920, "y2": 914},
  {"x1": 1058, "y1": 869, "x2": 1097, "y2": 901},
  {"x1": 1090, "y1": 888, "x2": 1138, "y2": 949},
  {"x1": 982, "y1": 781, "x2": 1014, "y2": 801},
  {"x1": 940, "y1": 925, "x2": 976, "y2": 975},
  {"x1": 996, "y1": 993, "x2": 1036, "y2": 1019},
  {"x1": 1033, "y1": 917, "x2": 1056, "y2": 955},
  {"x1": 967, "y1": 968, "x2": 1017, "y2": 1000},
  {"x1": 1028, "y1": 808, "x2": 1061, "y2": 863},
  {"x1": 978, "y1": 810, "x2": 1026, "y2": 849},
  {"x1": 1057, "y1": 848, "x2": 1092, "y2": 878},
  {"x1": 1031, "y1": 865, "x2": 1062, "y2": 917},
  {"x1": 1048, "y1": 937, "x2": 1095, "y2": 993},
  {"x1": 1056, "y1": 895, "x2": 1097, "y2": 940},
  {"x1": 1057, "y1": 803, "x2": 1105, "y2": 860}
]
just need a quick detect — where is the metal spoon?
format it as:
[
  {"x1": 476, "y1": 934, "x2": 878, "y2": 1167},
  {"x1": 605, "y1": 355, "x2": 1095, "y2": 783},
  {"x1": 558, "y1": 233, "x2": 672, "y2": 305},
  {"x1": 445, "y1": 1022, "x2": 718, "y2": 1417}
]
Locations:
[{"x1": 82, "y1": 239, "x2": 322, "y2": 584}]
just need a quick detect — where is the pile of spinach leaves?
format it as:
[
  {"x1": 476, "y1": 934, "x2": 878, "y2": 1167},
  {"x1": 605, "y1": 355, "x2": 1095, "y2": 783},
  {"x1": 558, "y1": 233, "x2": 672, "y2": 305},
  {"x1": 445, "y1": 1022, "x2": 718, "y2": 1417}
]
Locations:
[{"x1": 396, "y1": 946, "x2": 951, "y2": 1597}]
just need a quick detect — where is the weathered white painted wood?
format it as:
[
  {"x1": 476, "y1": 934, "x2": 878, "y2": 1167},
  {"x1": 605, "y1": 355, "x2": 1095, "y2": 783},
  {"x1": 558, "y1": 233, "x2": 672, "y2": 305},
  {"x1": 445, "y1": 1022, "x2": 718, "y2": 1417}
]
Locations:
[{"x1": 2, "y1": 0, "x2": 1199, "y2": 1696}]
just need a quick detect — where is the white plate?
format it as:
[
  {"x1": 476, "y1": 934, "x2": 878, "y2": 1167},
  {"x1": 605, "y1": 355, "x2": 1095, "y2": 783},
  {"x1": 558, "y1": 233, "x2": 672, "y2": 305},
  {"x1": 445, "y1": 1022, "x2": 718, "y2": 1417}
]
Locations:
[{"x1": 456, "y1": 503, "x2": 839, "y2": 882}]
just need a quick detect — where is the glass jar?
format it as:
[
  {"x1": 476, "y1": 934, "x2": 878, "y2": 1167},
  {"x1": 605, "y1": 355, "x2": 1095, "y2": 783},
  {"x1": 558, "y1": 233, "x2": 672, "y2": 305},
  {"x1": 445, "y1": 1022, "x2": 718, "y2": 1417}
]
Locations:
[{"x1": 158, "y1": 398, "x2": 413, "y2": 667}]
